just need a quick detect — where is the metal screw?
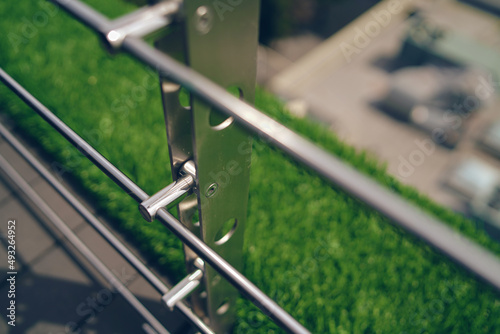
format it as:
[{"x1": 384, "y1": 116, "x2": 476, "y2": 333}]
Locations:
[
  {"x1": 195, "y1": 6, "x2": 213, "y2": 34},
  {"x1": 205, "y1": 183, "x2": 218, "y2": 197}
]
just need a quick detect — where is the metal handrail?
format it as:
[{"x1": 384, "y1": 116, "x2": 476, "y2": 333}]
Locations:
[
  {"x1": 47, "y1": 0, "x2": 500, "y2": 293},
  {"x1": 0, "y1": 0, "x2": 499, "y2": 332},
  {"x1": 0, "y1": 122, "x2": 214, "y2": 334},
  {"x1": 0, "y1": 68, "x2": 309, "y2": 333},
  {"x1": 0, "y1": 153, "x2": 171, "y2": 334}
]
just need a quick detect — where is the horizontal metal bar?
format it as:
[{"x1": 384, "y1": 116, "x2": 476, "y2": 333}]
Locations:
[
  {"x1": 162, "y1": 268, "x2": 203, "y2": 310},
  {"x1": 139, "y1": 174, "x2": 193, "y2": 222},
  {"x1": 0, "y1": 122, "x2": 167, "y2": 292},
  {"x1": 47, "y1": 0, "x2": 500, "y2": 294},
  {"x1": 0, "y1": 153, "x2": 171, "y2": 334},
  {"x1": 0, "y1": 122, "x2": 214, "y2": 334},
  {"x1": 0, "y1": 67, "x2": 309, "y2": 333},
  {"x1": 0, "y1": 67, "x2": 146, "y2": 202},
  {"x1": 130, "y1": 33, "x2": 500, "y2": 291},
  {"x1": 105, "y1": 0, "x2": 181, "y2": 50}
]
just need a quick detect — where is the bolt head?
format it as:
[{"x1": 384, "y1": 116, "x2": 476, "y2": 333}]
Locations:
[
  {"x1": 205, "y1": 183, "x2": 218, "y2": 197},
  {"x1": 195, "y1": 6, "x2": 213, "y2": 34}
]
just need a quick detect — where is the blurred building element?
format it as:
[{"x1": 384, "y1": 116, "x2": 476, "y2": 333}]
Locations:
[
  {"x1": 372, "y1": 13, "x2": 499, "y2": 148},
  {"x1": 257, "y1": 34, "x2": 322, "y2": 85},
  {"x1": 459, "y1": 0, "x2": 500, "y2": 15},
  {"x1": 444, "y1": 158, "x2": 499, "y2": 201},
  {"x1": 478, "y1": 120, "x2": 500, "y2": 158},
  {"x1": 444, "y1": 158, "x2": 500, "y2": 240},
  {"x1": 394, "y1": 15, "x2": 500, "y2": 80},
  {"x1": 259, "y1": 0, "x2": 500, "y2": 235},
  {"x1": 376, "y1": 66, "x2": 488, "y2": 148},
  {"x1": 259, "y1": 0, "x2": 381, "y2": 44},
  {"x1": 121, "y1": 0, "x2": 378, "y2": 44}
]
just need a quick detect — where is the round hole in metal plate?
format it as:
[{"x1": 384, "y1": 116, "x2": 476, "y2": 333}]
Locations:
[
  {"x1": 178, "y1": 86, "x2": 191, "y2": 108},
  {"x1": 209, "y1": 86, "x2": 243, "y2": 130},
  {"x1": 191, "y1": 208, "x2": 200, "y2": 227},
  {"x1": 211, "y1": 275, "x2": 221, "y2": 287},
  {"x1": 214, "y1": 218, "x2": 237, "y2": 245},
  {"x1": 216, "y1": 298, "x2": 230, "y2": 315}
]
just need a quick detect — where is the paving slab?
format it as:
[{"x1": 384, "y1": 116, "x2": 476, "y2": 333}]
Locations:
[
  {"x1": 31, "y1": 180, "x2": 86, "y2": 230},
  {"x1": 72, "y1": 224, "x2": 140, "y2": 287},
  {"x1": 0, "y1": 115, "x2": 192, "y2": 333},
  {"x1": 76, "y1": 224, "x2": 134, "y2": 274},
  {"x1": 0, "y1": 271, "x2": 99, "y2": 334},
  {"x1": 30, "y1": 245, "x2": 93, "y2": 287},
  {"x1": 0, "y1": 198, "x2": 55, "y2": 265},
  {"x1": 0, "y1": 178, "x2": 11, "y2": 204},
  {"x1": 127, "y1": 277, "x2": 196, "y2": 334},
  {"x1": 79, "y1": 293, "x2": 159, "y2": 334},
  {"x1": 0, "y1": 143, "x2": 40, "y2": 185}
]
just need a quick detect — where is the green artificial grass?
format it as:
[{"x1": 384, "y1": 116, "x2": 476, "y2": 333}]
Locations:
[{"x1": 1, "y1": 1, "x2": 500, "y2": 333}]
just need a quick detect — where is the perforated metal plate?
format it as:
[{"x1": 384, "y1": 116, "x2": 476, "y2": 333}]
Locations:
[{"x1": 155, "y1": 1, "x2": 259, "y2": 332}]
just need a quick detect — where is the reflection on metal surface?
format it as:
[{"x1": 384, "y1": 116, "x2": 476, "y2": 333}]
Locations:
[
  {"x1": 139, "y1": 160, "x2": 196, "y2": 222},
  {"x1": 162, "y1": 259, "x2": 204, "y2": 310},
  {"x1": 0, "y1": 66, "x2": 309, "y2": 333},
  {"x1": 194, "y1": 6, "x2": 213, "y2": 34},
  {"x1": 105, "y1": 0, "x2": 181, "y2": 50}
]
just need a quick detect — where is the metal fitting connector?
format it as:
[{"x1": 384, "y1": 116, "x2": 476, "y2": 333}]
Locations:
[
  {"x1": 162, "y1": 258, "x2": 204, "y2": 310},
  {"x1": 139, "y1": 160, "x2": 196, "y2": 222},
  {"x1": 104, "y1": 0, "x2": 181, "y2": 51}
]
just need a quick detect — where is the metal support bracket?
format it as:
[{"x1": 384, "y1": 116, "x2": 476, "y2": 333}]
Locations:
[
  {"x1": 103, "y1": 0, "x2": 181, "y2": 51},
  {"x1": 151, "y1": 0, "x2": 260, "y2": 332},
  {"x1": 162, "y1": 258, "x2": 204, "y2": 310},
  {"x1": 139, "y1": 160, "x2": 196, "y2": 222}
]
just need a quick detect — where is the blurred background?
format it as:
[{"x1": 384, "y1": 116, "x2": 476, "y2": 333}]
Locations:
[
  {"x1": 1, "y1": 0, "x2": 500, "y2": 333},
  {"x1": 257, "y1": 0, "x2": 500, "y2": 242}
]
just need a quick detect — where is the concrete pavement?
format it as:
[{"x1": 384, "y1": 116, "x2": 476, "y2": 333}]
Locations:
[{"x1": 0, "y1": 117, "x2": 195, "y2": 334}]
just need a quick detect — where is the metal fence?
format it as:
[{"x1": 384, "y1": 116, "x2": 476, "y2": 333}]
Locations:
[{"x1": 1, "y1": 0, "x2": 500, "y2": 333}]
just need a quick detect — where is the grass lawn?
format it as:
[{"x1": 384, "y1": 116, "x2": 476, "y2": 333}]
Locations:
[{"x1": 1, "y1": 0, "x2": 500, "y2": 333}]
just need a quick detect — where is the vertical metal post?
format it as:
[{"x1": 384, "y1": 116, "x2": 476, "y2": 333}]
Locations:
[{"x1": 153, "y1": 1, "x2": 260, "y2": 332}]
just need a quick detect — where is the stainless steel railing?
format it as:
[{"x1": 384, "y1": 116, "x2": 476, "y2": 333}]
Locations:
[
  {"x1": 1, "y1": 0, "x2": 500, "y2": 333},
  {"x1": 0, "y1": 68, "x2": 308, "y2": 333},
  {"x1": 0, "y1": 120, "x2": 213, "y2": 334}
]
